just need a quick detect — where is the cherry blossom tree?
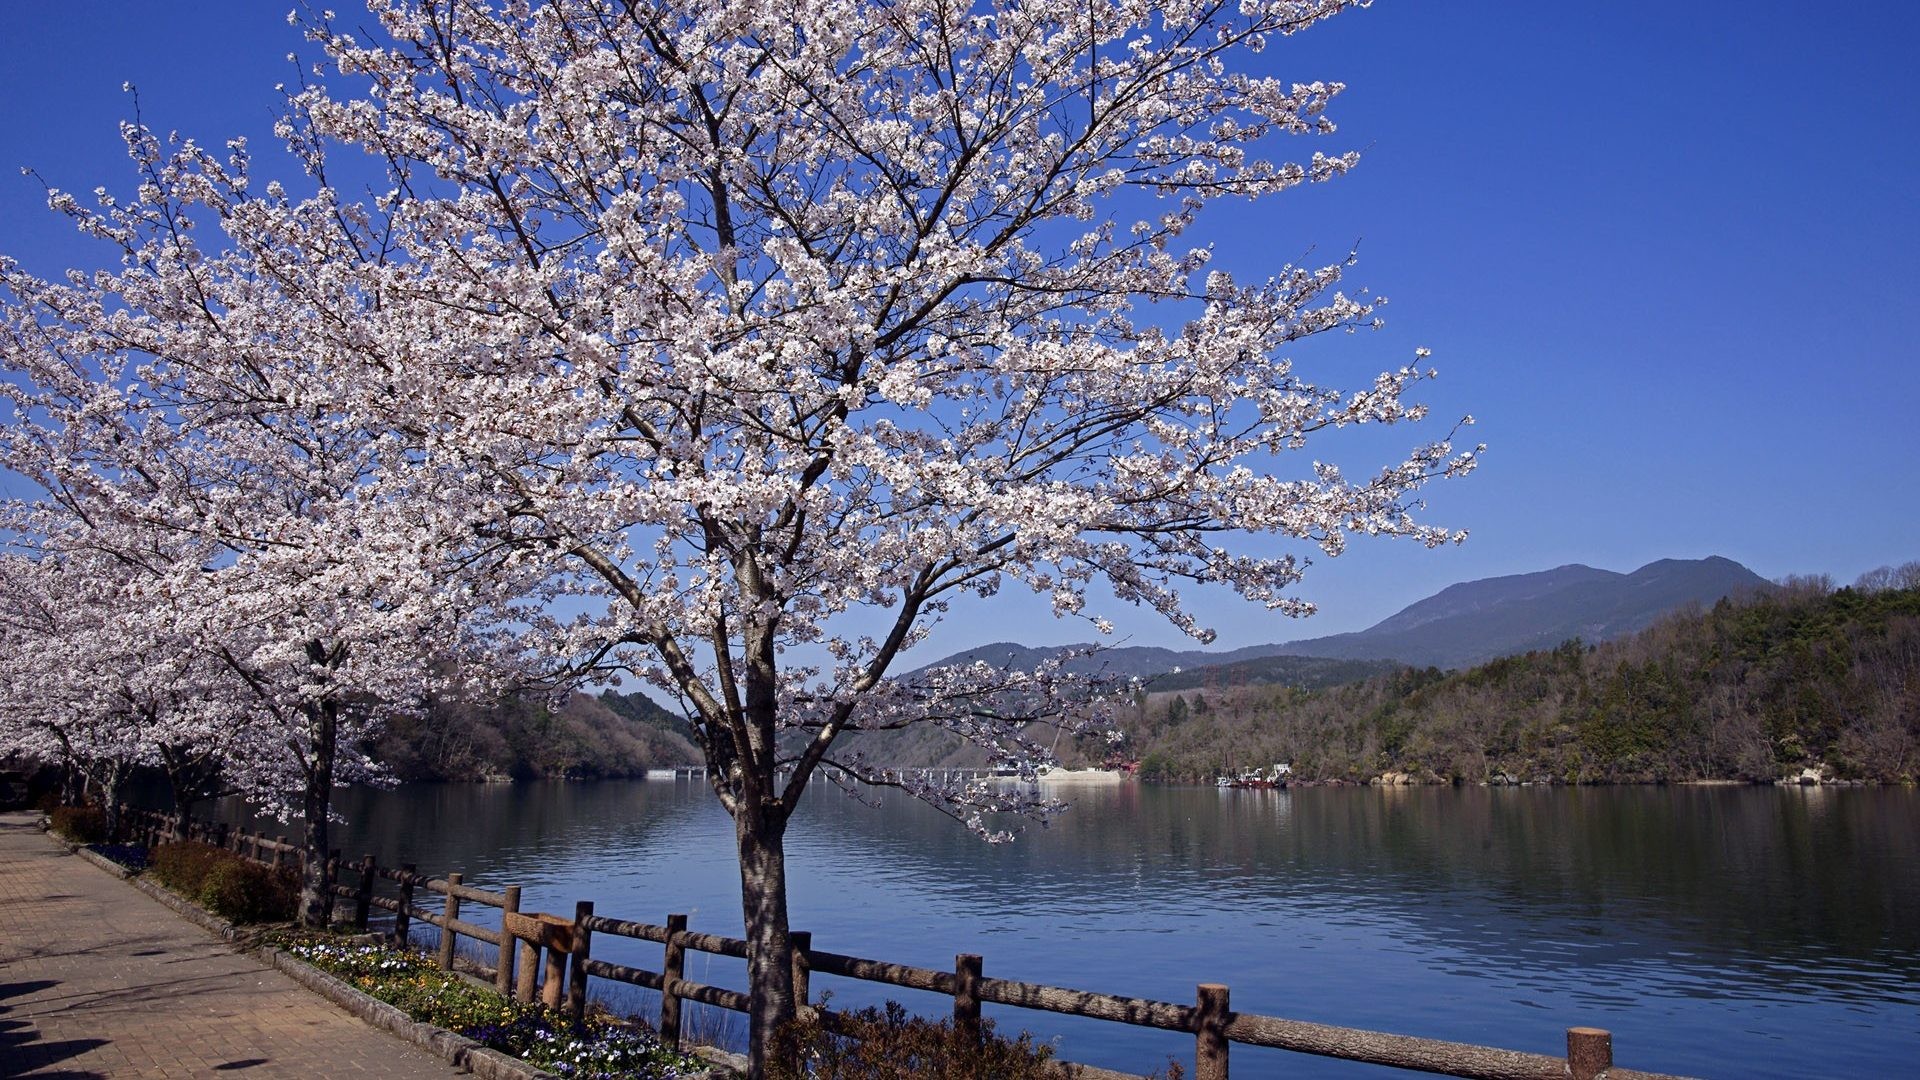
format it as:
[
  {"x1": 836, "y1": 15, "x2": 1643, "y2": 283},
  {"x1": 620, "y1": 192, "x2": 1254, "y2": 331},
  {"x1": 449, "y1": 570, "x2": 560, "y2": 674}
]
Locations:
[
  {"x1": 0, "y1": 519, "x2": 239, "y2": 832},
  {"x1": 5, "y1": 0, "x2": 1477, "y2": 1068},
  {"x1": 277, "y1": 0, "x2": 1478, "y2": 1066},
  {"x1": 0, "y1": 127, "x2": 521, "y2": 924},
  {"x1": 0, "y1": 548, "x2": 151, "y2": 824}
]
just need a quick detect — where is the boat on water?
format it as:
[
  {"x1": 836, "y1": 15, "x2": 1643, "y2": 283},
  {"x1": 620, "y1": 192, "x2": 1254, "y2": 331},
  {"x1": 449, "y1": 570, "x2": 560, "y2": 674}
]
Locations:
[
  {"x1": 1216, "y1": 763, "x2": 1293, "y2": 789},
  {"x1": 1033, "y1": 766, "x2": 1126, "y2": 784}
]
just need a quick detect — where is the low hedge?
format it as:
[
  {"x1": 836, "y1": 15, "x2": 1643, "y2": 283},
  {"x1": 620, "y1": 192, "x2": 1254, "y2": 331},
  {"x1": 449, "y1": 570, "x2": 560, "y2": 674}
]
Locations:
[
  {"x1": 150, "y1": 840, "x2": 299, "y2": 924},
  {"x1": 773, "y1": 1001, "x2": 1061, "y2": 1080},
  {"x1": 49, "y1": 805, "x2": 108, "y2": 844},
  {"x1": 199, "y1": 857, "x2": 300, "y2": 924},
  {"x1": 774, "y1": 999, "x2": 1187, "y2": 1080}
]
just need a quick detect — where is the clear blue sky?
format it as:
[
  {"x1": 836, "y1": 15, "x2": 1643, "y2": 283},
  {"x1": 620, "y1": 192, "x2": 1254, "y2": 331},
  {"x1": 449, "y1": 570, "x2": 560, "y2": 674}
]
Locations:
[{"x1": 2, "y1": 2, "x2": 1915, "y2": 655}]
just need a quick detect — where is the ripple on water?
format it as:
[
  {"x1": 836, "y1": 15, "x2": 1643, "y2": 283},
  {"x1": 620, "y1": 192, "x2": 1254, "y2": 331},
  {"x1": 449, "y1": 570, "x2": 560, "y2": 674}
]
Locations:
[{"x1": 216, "y1": 780, "x2": 1920, "y2": 1080}]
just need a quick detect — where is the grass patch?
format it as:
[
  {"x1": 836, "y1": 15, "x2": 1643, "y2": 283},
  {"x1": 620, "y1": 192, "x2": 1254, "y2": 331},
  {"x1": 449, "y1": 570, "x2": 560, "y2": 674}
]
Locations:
[{"x1": 284, "y1": 939, "x2": 703, "y2": 1079}]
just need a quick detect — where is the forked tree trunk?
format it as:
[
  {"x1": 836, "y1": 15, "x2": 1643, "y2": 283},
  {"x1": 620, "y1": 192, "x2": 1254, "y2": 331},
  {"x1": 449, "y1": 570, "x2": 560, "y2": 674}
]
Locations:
[
  {"x1": 297, "y1": 698, "x2": 338, "y2": 927},
  {"x1": 736, "y1": 805, "x2": 796, "y2": 1079}
]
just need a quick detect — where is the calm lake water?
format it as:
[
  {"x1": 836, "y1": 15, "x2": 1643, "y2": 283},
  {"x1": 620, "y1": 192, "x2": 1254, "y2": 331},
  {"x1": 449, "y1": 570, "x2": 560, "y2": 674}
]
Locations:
[{"x1": 223, "y1": 782, "x2": 1919, "y2": 1078}]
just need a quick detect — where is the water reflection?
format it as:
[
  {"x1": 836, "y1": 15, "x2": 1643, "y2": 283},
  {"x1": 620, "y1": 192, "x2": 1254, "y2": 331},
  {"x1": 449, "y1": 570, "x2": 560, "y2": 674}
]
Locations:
[{"x1": 212, "y1": 782, "x2": 1918, "y2": 1079}]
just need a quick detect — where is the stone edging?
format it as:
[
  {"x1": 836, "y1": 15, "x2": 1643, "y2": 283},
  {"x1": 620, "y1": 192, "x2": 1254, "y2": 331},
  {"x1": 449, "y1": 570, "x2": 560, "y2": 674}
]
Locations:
[
  {"x1": 63, "y1": 836, "x2": 731, "y2": 1079},
  {"x1": 72, "y1": 844, "x2": 135, "y2": 880}
]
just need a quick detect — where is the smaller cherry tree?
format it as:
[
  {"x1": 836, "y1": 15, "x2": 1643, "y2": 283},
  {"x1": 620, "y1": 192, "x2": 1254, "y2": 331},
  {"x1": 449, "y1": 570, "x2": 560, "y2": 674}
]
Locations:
[
  {"x1": 0, "y1": 522, "x2": 232, "y2": 832},
  {"x1": 0, "y1": 123, "x2": 526, "y2": 923}
]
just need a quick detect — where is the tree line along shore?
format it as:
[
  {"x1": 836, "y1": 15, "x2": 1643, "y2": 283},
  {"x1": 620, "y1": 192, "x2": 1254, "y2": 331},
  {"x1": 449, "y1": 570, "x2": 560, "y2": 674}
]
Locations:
[
  {"x1": 341, "y1": 570, "x2": 1919, "y2": 790},
  {"x1": 1121, "y1": 574, "x2": 1920, "y2": 787}
]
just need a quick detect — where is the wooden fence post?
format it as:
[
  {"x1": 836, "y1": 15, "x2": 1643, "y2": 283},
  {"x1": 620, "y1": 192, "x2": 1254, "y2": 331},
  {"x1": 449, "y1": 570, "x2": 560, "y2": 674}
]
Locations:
[
  {"x1": 496, "y1": 886, "x2": 521, "y2": 996},
  {"x1": 354, "y1": 854, "x2": 377, "y2": 930},
  {"x1": 568, "y1": 901, "x2": 594, "y2": 1026},
  {"x1": 275, "y1": 835, "x2": 289, "y2": 870},
  {"x1": 517, "y1": 928, "x2": 541, "y2": 1004},
  {"x1": 660, "y1": 913, "x2": 689, "y2": 1049},
  {"x1": 954, "y1": 953, "x2": 983, "y2": 1045},
  {"x1": 394, "y1": 864, "x2": 415, "y2": 945},
  {"x1": 438, "y1": 872, "x2": 462, "y2": 971},
  {"x1": 790, "y1": 931, "x2": 812, "y2": 1015},
  {"x1": 541, "y1": 920, "x2": 569, "y2": 1010},
  {"x1": 1195, "y1": 983, "x2": 1230, "y2": 1080},
  {"x1": 1567, "y1": 1027, "x2": 1613, "y2": 1080},
  {"x1": 213, "y1": 821, "x2": 229, "y2": 851}
]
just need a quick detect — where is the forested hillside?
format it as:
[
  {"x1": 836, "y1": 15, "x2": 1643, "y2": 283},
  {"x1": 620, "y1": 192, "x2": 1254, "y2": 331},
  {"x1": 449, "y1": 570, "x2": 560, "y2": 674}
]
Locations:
[
  {"x1": 373, "y1": 690, "x2": 700, "y2": 781},
  {"x1": 1125, "y1": 571, "x2": 1920, "y2": 784}
]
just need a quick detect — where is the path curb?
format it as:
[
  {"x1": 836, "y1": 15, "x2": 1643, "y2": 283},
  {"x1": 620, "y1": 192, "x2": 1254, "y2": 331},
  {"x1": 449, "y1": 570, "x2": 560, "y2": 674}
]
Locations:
[{"x1": 72, "y1": 844, "x2": 135, "y2": 879}]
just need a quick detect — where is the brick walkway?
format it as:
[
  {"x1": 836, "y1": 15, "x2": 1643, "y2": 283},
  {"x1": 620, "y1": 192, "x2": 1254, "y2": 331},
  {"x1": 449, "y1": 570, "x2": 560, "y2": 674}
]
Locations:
[{"x1": 0, "y1": 812, "x2": 470, "y2": 1078}]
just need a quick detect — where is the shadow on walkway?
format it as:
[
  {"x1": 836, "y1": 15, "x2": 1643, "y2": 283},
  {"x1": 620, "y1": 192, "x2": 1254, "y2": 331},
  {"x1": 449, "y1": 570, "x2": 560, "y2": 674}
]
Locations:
[{"x1": 1, "y1": 980, "x2": 107, "y2": 1079}]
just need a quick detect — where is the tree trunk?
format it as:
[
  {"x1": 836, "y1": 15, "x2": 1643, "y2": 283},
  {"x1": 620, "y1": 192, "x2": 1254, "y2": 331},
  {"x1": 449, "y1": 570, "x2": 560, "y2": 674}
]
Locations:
[
  {"x1": 171, "y1": 783, "x2": 200, "y2": 823},
  {"x1": 160, "y1": 743, "x2": 213, "y2": 821},
  {"x1": 736, "y1": 806, "x2": 795, "y2": 1079},
  {"x1": 60, "y1": 761, "x2": 83, "y2": 807},
  {"x1": 297, "y1": 699, "x2": 338, "y2": 927},
  {"x1": 99, "y1": 760, "x2": 126, "y2": 840}
]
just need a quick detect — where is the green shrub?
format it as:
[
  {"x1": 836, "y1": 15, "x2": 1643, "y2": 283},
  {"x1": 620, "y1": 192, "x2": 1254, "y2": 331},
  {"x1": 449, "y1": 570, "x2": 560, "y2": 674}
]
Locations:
[
  {"x1": 198, "y1": 858, "x2": 299, "y2": 924},
  {"x1": 50, "y1": 799, "x2": 108, "y2": 841},
  {"x1": 775, "y1": 1000, "x2": 1187, "y2": 1080},
  {"x1": 773, "y1": 1001, "x2": 1058, "y2": 1080},
  {"x1": 150, "y1": 841, "x2": 299, "y2": 924},
  {"x1": 49, "y1": 805, "x2": 108, "y2": 844},
  {"x1": 148, "y1": 841, "x2": 230, "y2": 896}
]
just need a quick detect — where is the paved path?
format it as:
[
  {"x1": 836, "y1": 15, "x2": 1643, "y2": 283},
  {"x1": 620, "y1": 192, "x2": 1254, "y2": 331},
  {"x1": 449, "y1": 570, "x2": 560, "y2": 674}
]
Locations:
[{"x1": 0, "y1": 812, "x2": 469, "y2": 1078}]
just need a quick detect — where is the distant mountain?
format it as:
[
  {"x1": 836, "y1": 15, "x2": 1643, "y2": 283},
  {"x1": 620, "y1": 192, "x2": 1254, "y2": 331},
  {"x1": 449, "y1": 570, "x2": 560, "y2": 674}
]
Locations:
[
  {"x1": 1273, "y1": 556, "x2": 1771, "y2": 669},
  {"x1": 912, "y1": 556, "x2": 1771, "y2": 681}
]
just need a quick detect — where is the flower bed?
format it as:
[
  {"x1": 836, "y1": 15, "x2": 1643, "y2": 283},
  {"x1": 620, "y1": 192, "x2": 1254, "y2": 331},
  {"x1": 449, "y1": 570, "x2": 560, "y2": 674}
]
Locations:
[
  {"x1": 87, "y1": 842, "x2": 150, "y2": 873},
  {"x1": 284, "y1": 940, "x2": 701, "y2": 1079}
]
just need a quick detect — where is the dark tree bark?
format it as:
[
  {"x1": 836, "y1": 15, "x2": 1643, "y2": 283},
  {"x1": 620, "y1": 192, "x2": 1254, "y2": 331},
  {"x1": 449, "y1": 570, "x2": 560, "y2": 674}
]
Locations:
[
  {"x1": 297, "y1": 696, "x2": 338, "y2": 928},
  {"x1": 735, "y1": 805, "x2": 795, "y2": 1076}
]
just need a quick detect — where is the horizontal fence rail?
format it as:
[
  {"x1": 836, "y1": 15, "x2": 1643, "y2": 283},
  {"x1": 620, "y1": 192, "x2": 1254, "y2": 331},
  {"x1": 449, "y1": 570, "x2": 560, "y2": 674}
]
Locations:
[{"x1": 108, "y1": 803, "x2": 1689, "y2": 1080}]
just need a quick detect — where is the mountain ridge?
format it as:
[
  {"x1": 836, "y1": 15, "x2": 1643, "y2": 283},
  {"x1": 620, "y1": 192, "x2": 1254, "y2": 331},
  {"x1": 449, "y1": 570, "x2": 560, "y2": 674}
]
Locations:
[{"x1": 913, "y1": 555, "x2": 1771, "y2": 682}]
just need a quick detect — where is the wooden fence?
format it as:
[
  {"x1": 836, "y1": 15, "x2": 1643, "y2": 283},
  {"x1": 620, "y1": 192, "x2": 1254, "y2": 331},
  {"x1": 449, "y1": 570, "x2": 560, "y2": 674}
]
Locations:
[{"x1": 112, "y1": 804, "x2": 1686, "y2": 1080}]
